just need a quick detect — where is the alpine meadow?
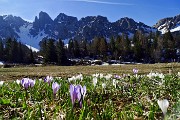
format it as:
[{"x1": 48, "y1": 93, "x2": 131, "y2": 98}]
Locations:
[{"x1": 0, "y1": 0, "x2": 180, "y2": 119}]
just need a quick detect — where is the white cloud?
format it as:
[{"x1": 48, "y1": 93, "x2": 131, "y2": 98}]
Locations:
[{"x1": 67, "y1": 0, "x2": 134, "y2": 6}]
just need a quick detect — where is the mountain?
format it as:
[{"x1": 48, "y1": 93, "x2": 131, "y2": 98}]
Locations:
[
  {"x1": 154, "y1": 14, "x2": 180, "y2": 34},
  {"x1": 0, "y1": 11, "x2": 158, "y2": 48}
]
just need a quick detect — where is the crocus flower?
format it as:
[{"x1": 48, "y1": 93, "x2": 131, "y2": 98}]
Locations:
[
  {"x1": 93, "y1": 77, "x2": 97, "y2": 87},
  {"x1": 133, "y1": 68, "x2": 138, "y2": 74},
  {"x1": 52, "y1": 82, "x2": 60, "y2": 95},
  {"x1": 102, "y1": 83, "x2": 106, "y2": 89},
  {"x1": 157, "y1": 99, "x2": 169, "y2": 115},
  {"x1": 178, "y1": 72, "x2": 180, "y2": 77},
  {"x1": 0, "y1": 81, "x2": 4, "y2": 86},
  {"x1": 70, "y1": 84, "x2": 86, "y2": 108},
  {"x1": 21, "y1": 78, "x2": 35, "y2": 89},
  {"x1": 44, "y1": 76, "x2": 53, "y2": 85},
  {"x1": 16, "y1": 79, "x2": 20, "y2": 84},
  {"x1": 112, "y1": 79, "x2": 117, "y2": 88},
  {"x1": 114, "y1": 74, "x2": 121, "y2": 79}
]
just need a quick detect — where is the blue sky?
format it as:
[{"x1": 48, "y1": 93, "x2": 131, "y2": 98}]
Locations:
[{"x1": 0, "y1": 0, "x2": 179, "y2": 26}]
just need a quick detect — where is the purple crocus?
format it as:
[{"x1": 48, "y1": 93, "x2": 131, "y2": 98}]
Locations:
[
  {"x1": 70, "y1": 84, "x2": 86, "y2": 108},
  {"x1": 44, "y1": 76, "x2": 53, "y2": 85},
  {"x1": 52, "y1": 82, "x2": 60, "y2": 95},
  {"x1": 133, "y1": 68, "x2": 138, "y2": 74},
  {"x1": 114, "y1": 74, "x2": 121, "y2": 79},
  {"x1": 21, "y1": 78, "x2": 35, "y2": 89}
]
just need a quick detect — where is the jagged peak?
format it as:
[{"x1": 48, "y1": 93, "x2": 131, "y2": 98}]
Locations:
[{"x1": 54, "y1": 13, "x2": 78, "y2": 22}]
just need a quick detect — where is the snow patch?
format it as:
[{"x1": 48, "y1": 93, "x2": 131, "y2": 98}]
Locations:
[
  {"x1": 15, "y1": 24, "x2": 48, "y2": 48},
  {"x1": 0, "y1": 61, "x2": 4, "y2": 65},
  {"x1": 25, "y1": 44, "x2": 39, "y2": 52},
  {"x1": 170, "y1": 26, "x2": 180, "y2": 32}
]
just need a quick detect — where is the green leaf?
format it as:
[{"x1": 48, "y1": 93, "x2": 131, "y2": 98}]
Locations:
[{"x1": 0, "y1": 98, "x2": 11, "y2": 105}]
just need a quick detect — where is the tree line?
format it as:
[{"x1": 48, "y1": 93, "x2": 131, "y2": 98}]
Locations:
[
  {"x1": 40, "y1": 30, "x2": 180, "y2": 64},
  {"x1": 0, "y1": 30, "x2": 179, "y2": 65},
  {"x1": 0, "y1": 38, "x2": 35, "y2": 64}
]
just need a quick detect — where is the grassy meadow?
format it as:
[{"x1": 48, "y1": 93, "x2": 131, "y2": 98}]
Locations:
[
  {"x1": 0, "y1": 63, "x2": 180, "y2": 81},
  {"x1": 0, "y1": 63, "x2": 180, "y2": 119}
]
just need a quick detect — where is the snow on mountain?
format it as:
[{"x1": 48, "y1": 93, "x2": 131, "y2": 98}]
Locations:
[
  {"x1": 15, "y1": 24, "x2": 47, "y2": 48},
  {"x1": 170, "y1": 26, "x2": 180, "y2": 33},
  {"x1": 154, "y1": 14, "x2": 180, "y2": 34},
  {"x1": 25, "y1": 44, "x2": 39, "y2": 52},
  {"x1": 5, "y1": 11, "x2": 180, "y2": 48}
]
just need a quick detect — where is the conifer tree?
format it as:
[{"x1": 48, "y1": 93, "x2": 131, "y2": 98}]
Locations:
[
  {"x1": 109, "y1": 36, "x2": 116, "y2": 59},
  {"x1": 68, "y1": 39, "x2": 74, "y2": 58},
  {"x1": 0, "y1": 39, "x2": 4, "y2": 61},
  {"x1": 92, "y1": 37, "x2": 101, "y2": 58},
  {"x1": 4, "y1": 38, "x2": 12, "y2": 62},
  {"x1": 56, "y1": 39, "x2": 67, "y2": 65},
  {"x1": 46, "y1": 39, "x2": 57, "y2": 63},
  {"x1": 29, "y1": 49, "x2": 34, "y2": 64},
  {"x1": 73, "y1": 40, "x2": 80, "y2": 58},
  {"x1": 99, "y1": 37, "x2": 107, "y2": 60}
]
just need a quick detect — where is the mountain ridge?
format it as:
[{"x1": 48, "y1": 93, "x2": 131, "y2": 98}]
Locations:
[{"x1": 0, "y1": 11, "x2": 179, "y2": 48}]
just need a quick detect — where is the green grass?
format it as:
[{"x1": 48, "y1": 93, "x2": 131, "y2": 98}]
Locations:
[
  {"x1": 0, "y1": 63, "x2": 180, "y2": 81},
  {"x1": 0, "y1": 71, "x2": 180, "y2": 119}
]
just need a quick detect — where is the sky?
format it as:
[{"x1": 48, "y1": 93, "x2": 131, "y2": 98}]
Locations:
[{"x1": 0, "y1": 0, "x2": 179, "y2": 26}]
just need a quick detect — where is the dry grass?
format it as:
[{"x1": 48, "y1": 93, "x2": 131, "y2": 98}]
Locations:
[{"x1": 0, "y1": 63, "x2": 180, "y2": 81}]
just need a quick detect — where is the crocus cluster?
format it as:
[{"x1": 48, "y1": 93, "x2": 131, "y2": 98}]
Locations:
[
  {"x1": 70, "y1": 84, "x2": 86, "y2": 108},
  {"x1": 68, "y1": 74, "x2": 83, "y2": 83},
  {"x1": 52, "y1": 82, "x2": 60, "y2": 96},
  {"x1": 21, "y1": 78, "x2": 35, "y2": 89},
  {"x1": 147, "y1": 72, "x2": 164, "y2": 79}
]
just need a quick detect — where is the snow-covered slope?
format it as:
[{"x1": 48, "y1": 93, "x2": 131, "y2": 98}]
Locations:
[
  {"x1": 154, "y1": 14, "x2": 180, "y2": 34},
  {"x1": 0, "y1": 11, "x2": 164, "y2": 48},
  {"x1": 15, "y1": 24, "x2": 47, "y2": 48},
  {"x1": 25, "y1": 44, "x2": 39, "y2": 52}
]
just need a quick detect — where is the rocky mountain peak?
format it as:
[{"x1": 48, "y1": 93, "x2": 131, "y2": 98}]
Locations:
[
  {"x1": 54, "y1": 13, "x2": 78, "y2": 24},
  {"x1": 154, "y1": 14, "x2": 180, "y2": 33},
  {"x1": 0, "y1": 11, "x2": 171, "y2": 48}
]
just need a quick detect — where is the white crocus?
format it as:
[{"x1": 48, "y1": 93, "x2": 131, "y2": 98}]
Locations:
[
  {"x1": 93, "y1": 77, "x2": 98, "y2": 87},
  {"x1": 157, "y1": 99, "x2": 169, "y2": 115},
  {"x1": 99, "y1": 73, "x2": 104, "y2": 79},
  {"x1": 178, "y1": 72, "x2": 180, "y2": 77},
  {"x1": 105, "y1": 74, "x2": 112, "y2": 80},
  {"x1": 158, "y1": 73, "x2": 165, "y2": 79},
  {"x1": 112, "y1": 79, "x2": 117, "y2": 88},
  {"x1": 102, "y1": 83, "x2": 106, "y2": 89},
  {"x1": 16, "y1": 79, "x2": 21, "y2": 84},
  {"x1": 0, "y1": 81, "x2": 4, "y2": 86}
]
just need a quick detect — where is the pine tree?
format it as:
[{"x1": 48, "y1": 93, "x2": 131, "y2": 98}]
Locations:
[
  {"x1": 80, "y1": 39, "x2": 88, "y2": 58},
  {"x1": 29, "y1": 49, "x2": 34, "y2": 64},
  {"x1": 99, "y1": 37, "x2": 107, "y2": 61},
  {"x1": 115, "y1": 35, "x2": 123, "y2": 60},
  {"x1": 68, "y1": 39, "x2": 74, "y2": 58},
  {"x1": 163, "y1": 30, "x2": 175, "y2": 61},
  {"x1": 92, "y1": 37, "x2": 101, "y2": 58},
  {"x1": 73, "y1": 40, "x2": 80, "y2": 58},
  {"x1": 11, "y1": 39, "x2": 19, "y2": 63},
  {"x1": 4, "y1": 38, "x2": 12, "y2": 62},
  {"x1": 17, "y1": 42, "x2": 24, "y2": 63},
  {"x1": 109, "y1": 36, "x2": 116, "y2": 59},
  {"x1": 0, "y1": 39, "x2": 4, "y2": 61},
  {"x1": 46, "y1": 39, "x2": 57, "y2": 63},
  {"x1": 39, "y1": 39, "x2": 48, "y2": 63},
  {"x1": 56, "y1": 39, "x2": 67, "y2": 65}
]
